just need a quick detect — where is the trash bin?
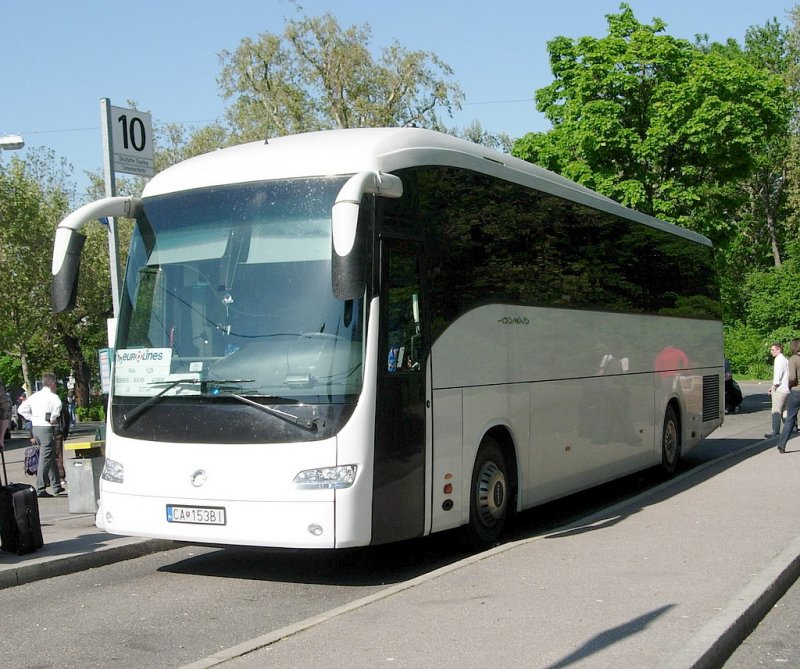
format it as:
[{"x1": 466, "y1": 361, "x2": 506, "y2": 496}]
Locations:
[{"x1": 65, "y1": 441, "x2": 105, "y2": 514}]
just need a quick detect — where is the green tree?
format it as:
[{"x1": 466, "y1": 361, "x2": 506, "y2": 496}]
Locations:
[
  {"x1": 0, "y1": 355, "x2": 22, "y2": 392},
  {"x1": 512, "y1": 3, "x2": 789, "y2": 244},
  {"x1": 0, "y1": 150, "x2": 73, "y2": 392},
  {"x1": 713, "y1": 17, "x2": 800, "y2": 375},
  {"x1": 709, "y1": 20, "x2": 797, "y2": 268},
  {"x1": 458, "y1": 120, "x2": 512, "y2": 152},
  {"x1": 781, "y1": 6, "x2": 800, "y2": 261},
  {"x1": 0, "y1": 149, "x2": 115, "y2": 406},
  {"x1": 153, "y1": 120, "x2": 231, "y2": 171},
  {"x1": 217, "y1": 10, "x2": 463, "y2": 141},
  {"x1": 725, "y1": 256, "x2": 800, "y2": 378}
]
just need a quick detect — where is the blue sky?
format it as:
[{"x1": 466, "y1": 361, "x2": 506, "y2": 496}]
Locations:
[{"x1": 1, "y1": 0, "x2": 794, "y2": 195}]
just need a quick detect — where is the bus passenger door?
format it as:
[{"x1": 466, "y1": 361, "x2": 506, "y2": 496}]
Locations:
[{"x1": 373, "y1": 241, "x2": 427, "y2": 544}]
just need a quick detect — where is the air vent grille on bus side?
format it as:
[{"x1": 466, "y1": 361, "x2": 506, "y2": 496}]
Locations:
[{"x1": 702, "y1": 375, "x2": 720, "y2": 422}]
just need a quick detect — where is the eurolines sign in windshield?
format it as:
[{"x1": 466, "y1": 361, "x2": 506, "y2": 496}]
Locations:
[{"x1": 114, "y1": 348, "x2": 185, "y2": 396}]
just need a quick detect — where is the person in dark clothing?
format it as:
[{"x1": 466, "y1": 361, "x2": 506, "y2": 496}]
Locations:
[
  {"x1": 776, "y1": 339, "x2": 800, "y2": 453},
  {"x1": 53, "y1": 400, "x2": 71, "y2": 486}
]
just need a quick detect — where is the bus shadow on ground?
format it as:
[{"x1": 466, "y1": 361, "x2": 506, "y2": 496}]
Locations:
[
  {"x1": 531, "y1": 437, "x2": 775, "y2": 543},
  {"x1": 158, "y1": 527, "x2": 476, "y2": 586}
]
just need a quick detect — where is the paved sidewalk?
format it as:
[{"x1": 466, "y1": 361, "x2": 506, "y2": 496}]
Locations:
[{"x1": 0, "y1": 423, "x2": 174, "y2": 589}]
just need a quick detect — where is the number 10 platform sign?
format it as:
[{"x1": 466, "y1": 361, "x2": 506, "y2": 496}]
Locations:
[
  {"x1": 100, "y1": 98, "x2": 155, "y2": 319},
  {"x1": 103, "y1": 101, "x2": 155, "y2": 177}
]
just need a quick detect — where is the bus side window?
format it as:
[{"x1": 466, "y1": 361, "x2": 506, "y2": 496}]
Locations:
[{"x1": 386, "y1": 249, "x2": 423, "y2": 373}]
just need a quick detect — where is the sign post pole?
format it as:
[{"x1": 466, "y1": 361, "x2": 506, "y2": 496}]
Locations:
[
  {"x1": 99, "y1": 98, "x2": 155, "y2": 318},
  {"x1": 100, "y1": 99, "x2": 121, "y2": 318}
]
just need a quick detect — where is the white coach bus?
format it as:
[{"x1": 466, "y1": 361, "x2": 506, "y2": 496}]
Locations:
[{"x1": 51, "y1": 128, "x2": 723, "y2": 548}]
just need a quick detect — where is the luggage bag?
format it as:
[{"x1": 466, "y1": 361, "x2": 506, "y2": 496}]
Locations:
[{"x1": 0, "y1": 447, "x2": 44, "y2": 555}]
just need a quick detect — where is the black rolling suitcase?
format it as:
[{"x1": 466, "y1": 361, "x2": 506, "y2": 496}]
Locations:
[{"x1": 0, "y1": 447, "x2": 44, "y2": 555}]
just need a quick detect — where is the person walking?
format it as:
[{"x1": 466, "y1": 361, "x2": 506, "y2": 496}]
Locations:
[
  {"x1": 17, "y1": 373, "x2": 64, "y2": 498},
  {"x1": 776, "y1": 339, "x2": 800, "y2": 453},
  {"x1": 766, "y1": 342, "x2": 790, "y2": 438},
  {"x1": 67, "y1": 389, "x2": 77, "y2": 426}
]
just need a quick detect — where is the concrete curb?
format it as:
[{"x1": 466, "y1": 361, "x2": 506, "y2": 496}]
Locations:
[
  {"x1": 0, "y1": 539, "x2": 177, "y2": 590},
  {"x1": 661, "y1": 534, "x2": 800, "y2": 669}
]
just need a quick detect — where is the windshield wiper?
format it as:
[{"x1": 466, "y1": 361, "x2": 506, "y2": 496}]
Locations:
[
  {"x1": 222, "y1": 392, "x2": 323, "y2": 432},
  {"x1": 204, "y1": 378, "x2": 257, "y2": 392},
  {"x1": 120, "y1": 378, "x2": 200, "y2": 428},
  {"x1": 119, "y1": 378, "x2": 319, "y2": 432},
  {"x1": 120, "y1": 378, "x2": 254, "y2": 428}
]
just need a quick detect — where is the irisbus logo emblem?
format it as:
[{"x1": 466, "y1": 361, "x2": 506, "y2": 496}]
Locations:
[
  {"x1": 497, "y1": 316, "x2": 530, "y2": 326},
  {"x1": 190, "y1": 470, "x2": 207, "y2": 487}
]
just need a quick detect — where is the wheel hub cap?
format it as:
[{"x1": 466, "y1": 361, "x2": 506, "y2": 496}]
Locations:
[{"x1": 477, "y1": 461, "x2": 506, "y2": 526}]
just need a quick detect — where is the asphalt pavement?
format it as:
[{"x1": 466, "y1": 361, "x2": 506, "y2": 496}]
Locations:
[
  {"x1": 723, "y1": 573, "x2": 800, "y2": 667},
  {"x1": 2, "y1": 384, "x2": 800, "y2": 669}
]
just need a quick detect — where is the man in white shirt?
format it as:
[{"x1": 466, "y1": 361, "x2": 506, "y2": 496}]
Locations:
[
  {"x1": 18, "y1": 373, "x2": 64, "y2": 498},
  {"x1": 766, "y1": 343, "x2": 790, "y2": 438}
]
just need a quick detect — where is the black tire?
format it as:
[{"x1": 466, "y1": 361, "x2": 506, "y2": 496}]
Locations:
[
  {"x1": 467, "y1": 437, "x2": 511, "y2": 546},
  {"x1": 661, "y1": 405, "x2": 681, "y2": 477}
]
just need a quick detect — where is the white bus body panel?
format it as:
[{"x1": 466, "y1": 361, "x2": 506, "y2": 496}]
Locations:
[
  {"x1": 428, "y1": 304, "x2": 722, "y2": 534},
  {"x1": 323, "y1": 298, "x2": 380, "y2": 548},
  {"x1": 97, "y1": 436, "x2": 338, "y2": 548},
  {"x1": 97, "y1": 299, "x2": 382, "y2": 549}
]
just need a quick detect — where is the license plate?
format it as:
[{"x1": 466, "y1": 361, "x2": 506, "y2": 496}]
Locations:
[{"x1": 166, "y1": 504, "x2": 226, "y2": 526}]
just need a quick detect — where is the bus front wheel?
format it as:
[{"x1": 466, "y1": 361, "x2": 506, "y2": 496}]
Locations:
[
  {"x1": 661, "y1": 406, "x2": 681, "y2": 476},
  {"x1": 467, "y1": 437, "x2": 510, "y2": 546}
]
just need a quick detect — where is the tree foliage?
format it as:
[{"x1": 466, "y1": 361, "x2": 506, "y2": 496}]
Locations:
[
  {"x1": 709, "y1": 20, "x2": 798, "y2": 269},
  {"x1": 740, "y1": 258, "x2": 800, "y2": 333},
  {"x1": 459, "y1": 120, "x2": 512, "y2": 152},
  {"x1": 153, "y1": 121, "x2": 231, "y2": 171},
  {"x1": 512, "y1": 3, "x2": 790, "y2": 244},
  {"x1": 217, "y1": 10, "x2": 463, "y2": 141},
  {"x1": 0, "y1": 150, "x2": 117, "y2": 404},
  {"x1": 0, "y1": 150, "x2": 73, "y2": 391}
]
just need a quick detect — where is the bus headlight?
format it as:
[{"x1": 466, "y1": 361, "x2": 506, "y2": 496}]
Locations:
[
  {"x1": 101, "y1": 458, "x2": 125, "y2": 483},
  {"x1": 293, "y1": 465, "x2": 357, "y2": 490}
]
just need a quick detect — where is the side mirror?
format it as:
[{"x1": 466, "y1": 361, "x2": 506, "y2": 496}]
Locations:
[
  {"x1": 331, "y1": 172, "x2": 402, "y2": 300},
  {"x1": 51, "y1": 196, "x2": 142, "y2": 313},
  {"x1": 51, "y1": 229, "x2": 87, "y2": 313}
]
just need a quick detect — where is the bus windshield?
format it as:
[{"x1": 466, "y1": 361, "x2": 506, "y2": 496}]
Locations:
[{"x1": 114, "y1": 176, "x2": 364, "y2": 407}]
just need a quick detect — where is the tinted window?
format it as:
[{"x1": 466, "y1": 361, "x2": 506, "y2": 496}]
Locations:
[{"x1": 382, "y1": 167, "x2": 720, "y2": 340}]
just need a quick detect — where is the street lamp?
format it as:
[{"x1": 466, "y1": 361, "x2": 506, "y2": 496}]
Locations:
[{"x1": 0, "y1": 134, "x2": 24, "y2": 150}]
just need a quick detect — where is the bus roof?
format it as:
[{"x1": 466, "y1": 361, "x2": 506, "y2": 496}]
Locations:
[{"x1": 143, "y1": 127, "x2": 711, "y2": 247}]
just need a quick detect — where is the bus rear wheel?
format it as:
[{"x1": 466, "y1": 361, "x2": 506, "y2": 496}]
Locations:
[
  {"x1": 467, "y1": 437, "x2": 510, "y2": 546},
  {"x1": 661, "y1": 406, "x2": 681, "y2": 476}
]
